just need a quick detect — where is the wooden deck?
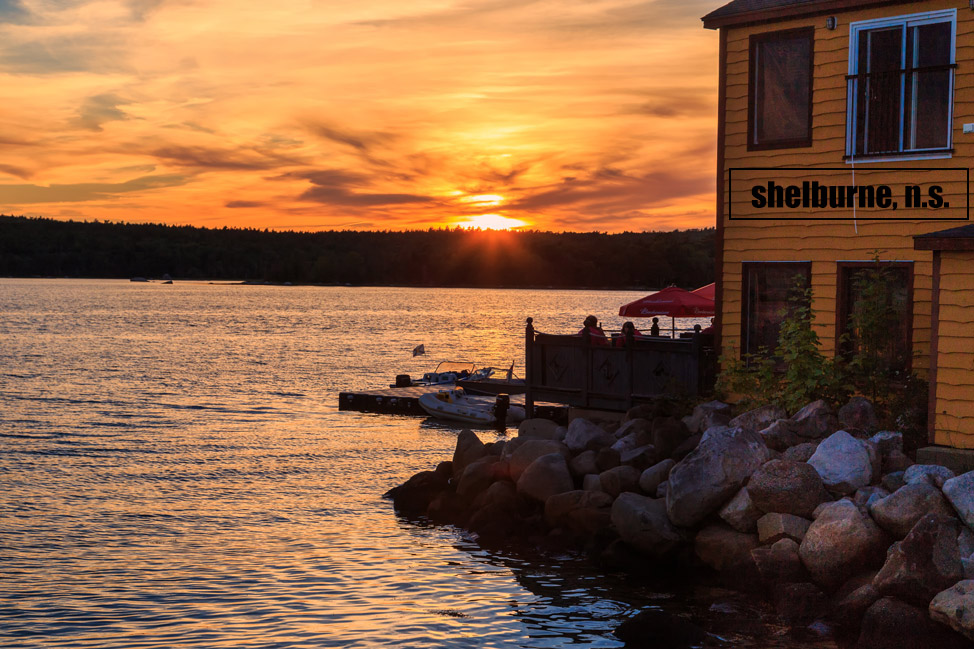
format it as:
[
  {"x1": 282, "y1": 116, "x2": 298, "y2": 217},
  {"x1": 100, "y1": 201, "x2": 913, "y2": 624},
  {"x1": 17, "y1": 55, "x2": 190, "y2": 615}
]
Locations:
[{"x1": 338, "y1": 384, "x2": 567, "y2": 422}]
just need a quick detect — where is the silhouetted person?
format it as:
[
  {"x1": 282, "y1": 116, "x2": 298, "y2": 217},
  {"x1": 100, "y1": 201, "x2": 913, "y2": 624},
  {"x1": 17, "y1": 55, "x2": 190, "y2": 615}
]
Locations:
[
  {"x1": 579, "y1": 315, "x2": 608, "y2": 345},
  {"x1": 650, "y1": 317, "x2": 660, "y2": 337}
]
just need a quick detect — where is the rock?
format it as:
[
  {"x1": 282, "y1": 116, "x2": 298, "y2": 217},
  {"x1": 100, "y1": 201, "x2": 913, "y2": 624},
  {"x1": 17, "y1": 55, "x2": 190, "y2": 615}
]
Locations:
[
  {"x1": 599, "y1": 465, "x2": 641, "y2": 498},
  {"x1": 452, "y1": 429, "x2": 487, "y2": 477},
  {"x1": 582, "y1": 474, "x2": 602, "y2": 491},
  {"x1": 747, "y1": 459, "x2": 829, "y2": 518},
  {"x1": 569, "y1": 450, "x2": 599, "y2": 478},
  {"x1": 959, "y1": 526, "x2": 974, "y2": 557},
  {"x1": 386, "y1": 469, "x2": 449, "y2": 515},
  {"x1": 656, "y1": 480, "x2": 668, "y2": 499},
  {"x1": 728, "y1": 404, "x2": 787, "y2": 433},
  {"x1": 665, "y1": 426, "x2": 770, "y2": 527},
  {"x1": 781, "y1": 442, "x2": 819, "y2": 463},
  {"x1": 669, "y1": 433, "x2": 701, "y2": 461},
  {"x1": 807, "y1": 430, "x2": 874, "y2": 496},
  {"x1": 943, "y1": 471, "x2": 974, "y2": 530},
  {"x1": 854, "y1": 486, "x2": 890, "y2": 515},
  {"x1": 694, "y1": 524, "x2": 760, "y2": 572},
  {"x1": 651, "y1": 417, "x2": 689, "y2": 459},
  {"x1": 613, "y1": 608, "x2": 707, "y2": 648},
  {"x1": 456, "y1": 456, "x2": 501, "y2": 498},
  {"x1": 930, "y1": 580, "x2": 974, "y2": 642},
  {"x1": 516, "y1": 453, "x2": 574, "y2": 503},
  {"x1": 719, "y1": 487, "x2": 764, "y2": 533},
  {"x1": 611, "y1": 493, "x2": 685, "y2": 556},
  {"x1": 792, "y1": 400, "x2": 839, "y2": 439},
  {"x1": 752, "y1": 538, "x2": 806, "y2": 584},
  {"x1": 857, "y1": 597, "x2": 971, "y2": 649},
  {"x1": 564, "y1": 418, "x2": 614, "y2": 453},
  {"x1": 517, "y1": 418, "x2": 563, "y2": 440},
  {"x1": 639, "y1": 459, "x2": 674, "y2": 495},
  {"x1": 773, "y1": 582, "x2": 829, "y2": 625},
  {"x1": 874, "y1": 513, "x2": 964, "y2": 607},
  {"x1": 619, "y1": 444, "x2": 657, "y2": 471},
  {"x1": 614, "y1": 417, "x2": 653, "y2": 439},
  {"x1": 596, "y1": 447, "x2": 621, "y2": 472},
  {"x1": 883, "y1": 450, "x2": 914, "y2": 474},
  {"x1": 869, "y1": 483, "x2": 955, "y2": 539},
  {"x1": 508, "y1": 439, "x2": 569, "y2": 482},
  {"x1": 831, "y1": 581, "x2": 880, "y2": 629},
  {"x1": 482, "y1": 480, "x2": 517, "y2": 509},
  {"x1": 759, "y1": 419, "x2": 801, "y2": 451},
  {"x1": 798, "y1": 500, "x2": 889, "y2": 590},
  {"x1": 611, "y1": 427, "x2": 651, "y2": 455},
  {"x1": 869, "y1": 431, "x2": 903, "y2": 456},
  {"x1": 838, "y1": 397, "x2": 879, "y2": 433},
  {"x1": 881, "y1": 471, "x2": 906, "y2": 492},
  {"x1": 467, "y1": 502, "x2": 519, "y2": 538},
  {"x1": 757, "y1": 512, "x2": 812, "y2": 544},
  {"x1": 684, "y1": 400, "x2": 732, "y2": 434},
  {"x1": 904, "y1": 464, "x2": 956, "y2": 489},
  {"x1": 544, "y1": 489, "x2": 614, "y2": 537}
]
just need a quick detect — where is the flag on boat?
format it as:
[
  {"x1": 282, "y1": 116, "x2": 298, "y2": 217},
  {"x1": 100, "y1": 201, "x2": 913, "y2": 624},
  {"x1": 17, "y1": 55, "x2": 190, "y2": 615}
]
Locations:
[{"x1": 412, "y1": 344, "x2": 426, "y2": 357}]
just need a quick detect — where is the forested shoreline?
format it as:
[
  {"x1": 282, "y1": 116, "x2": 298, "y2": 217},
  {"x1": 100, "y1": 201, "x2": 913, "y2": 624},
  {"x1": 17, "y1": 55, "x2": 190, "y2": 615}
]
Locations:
[{"x1": 0, "y1": 215, "x2": 714, "y2": 289}]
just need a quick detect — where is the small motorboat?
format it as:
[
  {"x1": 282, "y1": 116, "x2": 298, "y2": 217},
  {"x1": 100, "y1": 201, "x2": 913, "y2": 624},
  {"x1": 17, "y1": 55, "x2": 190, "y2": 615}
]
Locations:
[
  {"x1": 418, "y1": 388, "x2": 525, "y2": 426},
  {"x1": 391, "y1": 361, "x2": 477, "y2": 388},
  {"x1": 456, "y1": 366, "x2": 526, "y2": 396}
]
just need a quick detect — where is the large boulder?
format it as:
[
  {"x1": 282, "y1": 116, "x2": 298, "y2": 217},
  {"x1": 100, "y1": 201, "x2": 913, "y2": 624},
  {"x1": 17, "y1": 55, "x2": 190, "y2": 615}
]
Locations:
[
  {"x1": 386, "y1": 466, "x2": 450, "y2": 515},
  {"x1": 758, "y1": 419, "x2": 800, "y2": 452},
  {"x1": 639, "y1": 459, "x2": 675, "y2": 495},
  {"x1": 665, "y1": 426, "x2": 770, "y2": 527},
  {"x1": 564, "y1": 418, "x2": 614, "y2": 452},
  {"x1": 943, "y1": 471, "x2": 974, "y2": 530},
  {"x1": 781, "y1": 441, "x2": 818, "y2": 463},
  {"x1": 613, "y1": 417, "x2": 653, "y2": 443},
  {"x1": 516, "y1": 453, "x2": 574, "y2": 503},
  {"x1": 651, "y1": 417, "x2": 689, "y2": 459},
  {"x1": 729, "y1": 404, "x2": 787, "y2": 433},
  {"x1": 544, "y1": 489, "x2": 614, "y2": 537},
  {"x1": 857, "y1": 597, "x2": 971, "y2": 649},
  {"x1": 757, "y1": 512, "x2": 811, "y2": 545},
  {"x1": 569, "y1": 450, "x2": 599, "y2": 477},
  {"x1": 694, "y1": 524, "x2": 759, "y2": 572},
  {"x1": 683, "y1": 400, "x2": 731, "y2": 434},
  {"x1": 599, "y1": 465, "x2": 641, "y2": 498},
  {"x1": 798, "y1": 500, "x2": 889, "y2": 590},
  {"x1": 868, "y1": 483, "x2": 955, "y2": 539},
  {"x1": 873, "y1": 513, "x2": 964, "y2": 607},
  {"x1": 807, "y1": 430, "x2": 874, "y2": 496},
  {"x1": 509, "y1": 439, "x2": 569, "y2": 482},
  {"x1": 904, "y1": 464, "x2": 956, "y2": 489},
  {"x1": 791, "y1": 400, "x2": 839, "y2": 439},
  {"x1": 751, "y1": 538, "x2": 807, "y2": 584},
  {"x1": 517, "y1": 418, "x2": 564, "y2": 441},
  {"x1": 772, "y1": 582, "x2": 829, "y2": 625},
  {"x1": 452, "y1": 429, "x2": 487, "y2": 477},
  {"x1": 747, "y1": 459, "x2": 829, "y2": 518},
  {"x1": 456, "y1": 456, "x2": 502, "y2": 498},
  {"x1": 869, "y1": 431, "x2": 903, "y2": 456},
  {"x1": 719, "y1": 487, "x2": 763, "y2": 533},
  {"x1": 838, "y1": 396, "x2": 879, "y2": 433},
  {"x1": 930, "y1": 580, "x2": 974, "y2": 642},
  {"x1": 611, "y1": 493, "x2": 685, "y2": 556}
]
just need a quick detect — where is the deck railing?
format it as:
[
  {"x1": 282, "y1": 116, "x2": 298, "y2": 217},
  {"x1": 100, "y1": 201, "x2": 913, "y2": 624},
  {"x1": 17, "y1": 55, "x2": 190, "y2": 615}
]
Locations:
[{"x1": 523, "y1": 318, "x2": 716, "y2": 415}]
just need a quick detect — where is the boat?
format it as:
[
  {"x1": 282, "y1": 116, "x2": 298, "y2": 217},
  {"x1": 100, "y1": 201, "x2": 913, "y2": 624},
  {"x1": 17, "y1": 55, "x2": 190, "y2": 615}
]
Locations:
[
  {"x1": 418, "y1": 388, "x2": 525, "y2": 426},
  {"x1": 390, "y1": 361, "x2": 478, "y2": 388},
  {"x1": 456, "y1": 366, "x2": 526, "y2": 396}
]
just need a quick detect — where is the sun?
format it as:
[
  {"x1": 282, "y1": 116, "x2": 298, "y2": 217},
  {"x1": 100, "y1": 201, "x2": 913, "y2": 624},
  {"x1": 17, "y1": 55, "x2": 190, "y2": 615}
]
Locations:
[{"x1": 459, "y1": 214, "x2": 529, "y2": 230}]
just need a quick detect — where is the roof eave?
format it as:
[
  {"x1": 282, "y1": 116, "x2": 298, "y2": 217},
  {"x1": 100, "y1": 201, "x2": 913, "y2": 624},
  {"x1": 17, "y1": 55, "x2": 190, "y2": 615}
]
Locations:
[{"x1": 702, "y1": 0, "x2": 915, "y2": 30}]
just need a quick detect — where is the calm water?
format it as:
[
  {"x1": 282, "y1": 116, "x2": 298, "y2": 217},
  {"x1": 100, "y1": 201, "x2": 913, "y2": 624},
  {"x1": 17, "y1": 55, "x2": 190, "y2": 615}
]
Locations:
[{"x1": 1, "y1": 279, "x2": 808, "y2": 648}]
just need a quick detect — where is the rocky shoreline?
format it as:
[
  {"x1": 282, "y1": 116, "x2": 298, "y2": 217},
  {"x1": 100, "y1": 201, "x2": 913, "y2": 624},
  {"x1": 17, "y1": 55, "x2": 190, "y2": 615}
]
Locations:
[{"x1": 386, "y1": 398, "x2": 974, "y2": 648}]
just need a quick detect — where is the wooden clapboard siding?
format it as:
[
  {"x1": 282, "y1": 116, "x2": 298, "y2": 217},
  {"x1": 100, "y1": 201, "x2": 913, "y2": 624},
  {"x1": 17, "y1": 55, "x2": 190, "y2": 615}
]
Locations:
[
  {"x1": 717, "y1": 0, "x2": 973, "y2": 386},
  {"x1": 933, "y1": 252, "x2": 974, "y2": 449}
]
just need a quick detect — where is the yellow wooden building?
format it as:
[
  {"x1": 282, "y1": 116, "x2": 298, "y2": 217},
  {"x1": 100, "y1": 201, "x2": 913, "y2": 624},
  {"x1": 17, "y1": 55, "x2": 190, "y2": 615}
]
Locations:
[{"x1": 702, "y1": 0, "x2": 974, "y2": 463}]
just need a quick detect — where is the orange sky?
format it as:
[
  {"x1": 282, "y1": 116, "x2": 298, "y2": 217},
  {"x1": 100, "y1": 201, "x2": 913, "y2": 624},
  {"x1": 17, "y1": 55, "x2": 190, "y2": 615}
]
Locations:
[{"x1": 0, "y1": 0, "x2": 719, "y2": 232}]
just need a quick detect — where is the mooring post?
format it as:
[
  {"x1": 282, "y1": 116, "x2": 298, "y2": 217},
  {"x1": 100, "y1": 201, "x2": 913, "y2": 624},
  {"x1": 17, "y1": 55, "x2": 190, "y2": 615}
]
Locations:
[{"x1": 525, "y1": 317, "x2": 535, "y2": 418}]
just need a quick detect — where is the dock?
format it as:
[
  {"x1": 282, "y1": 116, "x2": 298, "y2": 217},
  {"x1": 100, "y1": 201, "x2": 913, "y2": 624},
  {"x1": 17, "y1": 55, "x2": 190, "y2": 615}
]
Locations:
[{"x1": 338, "y1": 384, "x2": 567, "y2": 423}]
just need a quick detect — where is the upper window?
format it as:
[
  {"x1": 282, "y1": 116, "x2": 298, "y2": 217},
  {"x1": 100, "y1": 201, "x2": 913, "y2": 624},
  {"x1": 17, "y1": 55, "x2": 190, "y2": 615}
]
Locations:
[
  {"x1": 846, "y1": 10, "x2": 956, "y2": 158},
  {"x1": 748, "y1": 27, "x2": 814, "y2": 150},
  {"x1": 741, "y1": 262, "x2": 811, "y2": 359}
]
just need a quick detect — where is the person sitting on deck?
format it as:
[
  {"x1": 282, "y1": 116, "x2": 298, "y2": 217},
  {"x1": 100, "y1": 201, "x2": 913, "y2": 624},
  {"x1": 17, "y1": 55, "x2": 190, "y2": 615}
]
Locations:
[
  {"x1": 614, "y1": 321, "x2": 644, "y2": 347},
  {"x1": 701, "y1": 318, "x2": 715, "y2": 335},
  {"x1": 649, "y1": 317, "x2": 661, "y2": 337},
  {"x1": 578, "y1": 315, "x2": 608, "y2": 345}
]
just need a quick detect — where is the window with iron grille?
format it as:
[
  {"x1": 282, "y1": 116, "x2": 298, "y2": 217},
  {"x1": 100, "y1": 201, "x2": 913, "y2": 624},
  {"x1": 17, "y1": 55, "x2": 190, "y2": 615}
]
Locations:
[{"x1": 846, "y1": 10, "x2": 955, "y2": 159}]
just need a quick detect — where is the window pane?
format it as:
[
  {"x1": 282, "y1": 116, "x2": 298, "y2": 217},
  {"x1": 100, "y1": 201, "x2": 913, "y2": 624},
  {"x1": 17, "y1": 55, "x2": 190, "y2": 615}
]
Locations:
[
  {"x1": 840, "y1": 266, "x2": 911, "y2": 373},
  {"x1": 865, "y1": 27, "x2": 902, "y2": 154},
  {"x1": 911, "y1": 23, "x2": 951, "y2": 149},
  {"x1": 743, "y1": 264, "x2": 809, "y2": 358},
  {"x1": 752, "y1": 32, "x2": 811, "y2": 146}
]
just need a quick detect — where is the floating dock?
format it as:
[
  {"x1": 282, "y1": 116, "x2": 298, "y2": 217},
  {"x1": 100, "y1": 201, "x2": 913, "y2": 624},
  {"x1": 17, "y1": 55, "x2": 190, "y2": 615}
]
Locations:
[{"x1": 338, "y1": 385, "x2": 567, "y2": 423}]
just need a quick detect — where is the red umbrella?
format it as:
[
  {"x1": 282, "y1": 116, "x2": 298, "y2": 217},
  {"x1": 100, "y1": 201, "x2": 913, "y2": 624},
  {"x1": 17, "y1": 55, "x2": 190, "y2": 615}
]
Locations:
[
  {"x1": 692, "y1": 283, "x2": 715, "y2": 301},
  {"x1": 618, "y1": 286, "x2": 715, "y2": 337}
]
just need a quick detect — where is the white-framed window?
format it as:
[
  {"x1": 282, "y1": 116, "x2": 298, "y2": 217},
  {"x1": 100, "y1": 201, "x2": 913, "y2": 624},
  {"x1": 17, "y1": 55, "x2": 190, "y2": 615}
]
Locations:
[{"x1": 846, "y1": 9, "x2": 956, "y2": 159}]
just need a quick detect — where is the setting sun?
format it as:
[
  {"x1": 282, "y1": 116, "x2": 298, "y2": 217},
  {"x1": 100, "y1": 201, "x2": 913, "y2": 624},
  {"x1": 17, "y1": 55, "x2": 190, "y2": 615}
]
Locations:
[
  {"x1": 458, "y1": 214, "x2": 529, "y2": 230},
  {"x1": 461, "y1": 194, "x2": 505, "y2": 207}
]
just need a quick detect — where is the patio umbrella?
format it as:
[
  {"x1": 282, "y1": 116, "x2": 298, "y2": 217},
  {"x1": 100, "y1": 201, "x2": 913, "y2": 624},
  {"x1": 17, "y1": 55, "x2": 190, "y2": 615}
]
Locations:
[
  {"x1": 692, "y1": 282, "x2": 715, "y2": 301},
  {"x1": 618, "y1": 286, "x2": 715, "y2": 337}
]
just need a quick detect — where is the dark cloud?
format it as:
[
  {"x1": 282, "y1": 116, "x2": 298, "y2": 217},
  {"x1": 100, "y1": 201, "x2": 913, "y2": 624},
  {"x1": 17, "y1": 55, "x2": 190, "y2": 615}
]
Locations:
[
  {"x1": 150, "y1": 145, "x2": 284, "y2": 170},
  {"x1": 0, "y1": 174, "x2": 188, "y2": 204},
  {"x1": 75, "y1": 93, "x2": 131, "y2": 131},
  {"x1": 294, "y1": 167, "x2": 433, "y2": 206},
  {"x1": 0, "y1": 163, "x2": 31, "y2": 179},
  {"x1": 630, "y1": 95, "x2": 713, "y2": 118},
  {"x1": 0, "y1": 33, "x2": 130, "y2": 74},
  {"x1": 303, "y1": 121, "x2": 396, "y2": 153},
  {"x1": 0, "y1": 0, "x2": 32, "y2": 24},
  {"x1": 226, "y1": 200, "x2": 265, "y2": 208}
]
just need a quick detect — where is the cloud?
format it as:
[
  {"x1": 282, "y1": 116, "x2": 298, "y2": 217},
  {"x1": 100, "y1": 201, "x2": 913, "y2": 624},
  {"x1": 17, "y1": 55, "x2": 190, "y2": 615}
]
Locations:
[
  {"x1": 74, "y1": 93, "x2": 132, "y2": 131},
  {"x1": 293, "y1": 168, "x2": 434, "y2": 206},
  {"x1": 149, "y1": 145, "x2": 290, "y2": 170},
  {"x1": 303, "y1": 121, "x2": 397, "y2": 153},
  {"x1": 0, "y1": 0, "x2": 32, "y2": 24},
  {"x1": 225, "y1": 200, "x2": 264, "y2": 208},
  {"x1": 0, "y1": 174, "x2": 188, "y2": 204},
  {"x1": 0, "y1": 33, "x2": 131, "y2": 74}
]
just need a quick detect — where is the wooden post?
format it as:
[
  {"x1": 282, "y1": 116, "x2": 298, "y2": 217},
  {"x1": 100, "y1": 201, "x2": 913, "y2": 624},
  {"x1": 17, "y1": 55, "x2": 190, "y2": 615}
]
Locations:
[{"x1": 525, "y1": 317, "x2": 535, "y2": 418}]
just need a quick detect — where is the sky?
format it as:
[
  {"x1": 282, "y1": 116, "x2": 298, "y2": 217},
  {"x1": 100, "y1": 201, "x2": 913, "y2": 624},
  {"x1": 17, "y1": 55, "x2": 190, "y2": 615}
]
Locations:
[{"x1": 0, "y1": 0, "x2": 720, "y2": 232}]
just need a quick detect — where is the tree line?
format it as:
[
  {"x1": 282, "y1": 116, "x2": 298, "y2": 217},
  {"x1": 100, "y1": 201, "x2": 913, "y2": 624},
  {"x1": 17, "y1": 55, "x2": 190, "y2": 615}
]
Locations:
[{"x1": 0, "y1": 215, "x2": 715, "y2": 289}]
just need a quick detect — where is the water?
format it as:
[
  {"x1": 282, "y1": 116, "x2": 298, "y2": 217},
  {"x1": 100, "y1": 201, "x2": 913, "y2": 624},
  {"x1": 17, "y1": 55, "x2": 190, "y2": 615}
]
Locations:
[{"x1": 1, "y1": 279, "x2": 811, "y2": 648}]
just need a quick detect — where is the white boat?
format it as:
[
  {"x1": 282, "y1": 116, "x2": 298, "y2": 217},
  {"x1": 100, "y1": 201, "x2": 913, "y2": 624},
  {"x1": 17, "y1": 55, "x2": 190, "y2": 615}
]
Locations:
[
  {"x1": 418, "y1": 388, "x2": 525, "y2": 426},
  {"x1": 391, "y1": 361, "x2": 478, "y2": 388}
]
